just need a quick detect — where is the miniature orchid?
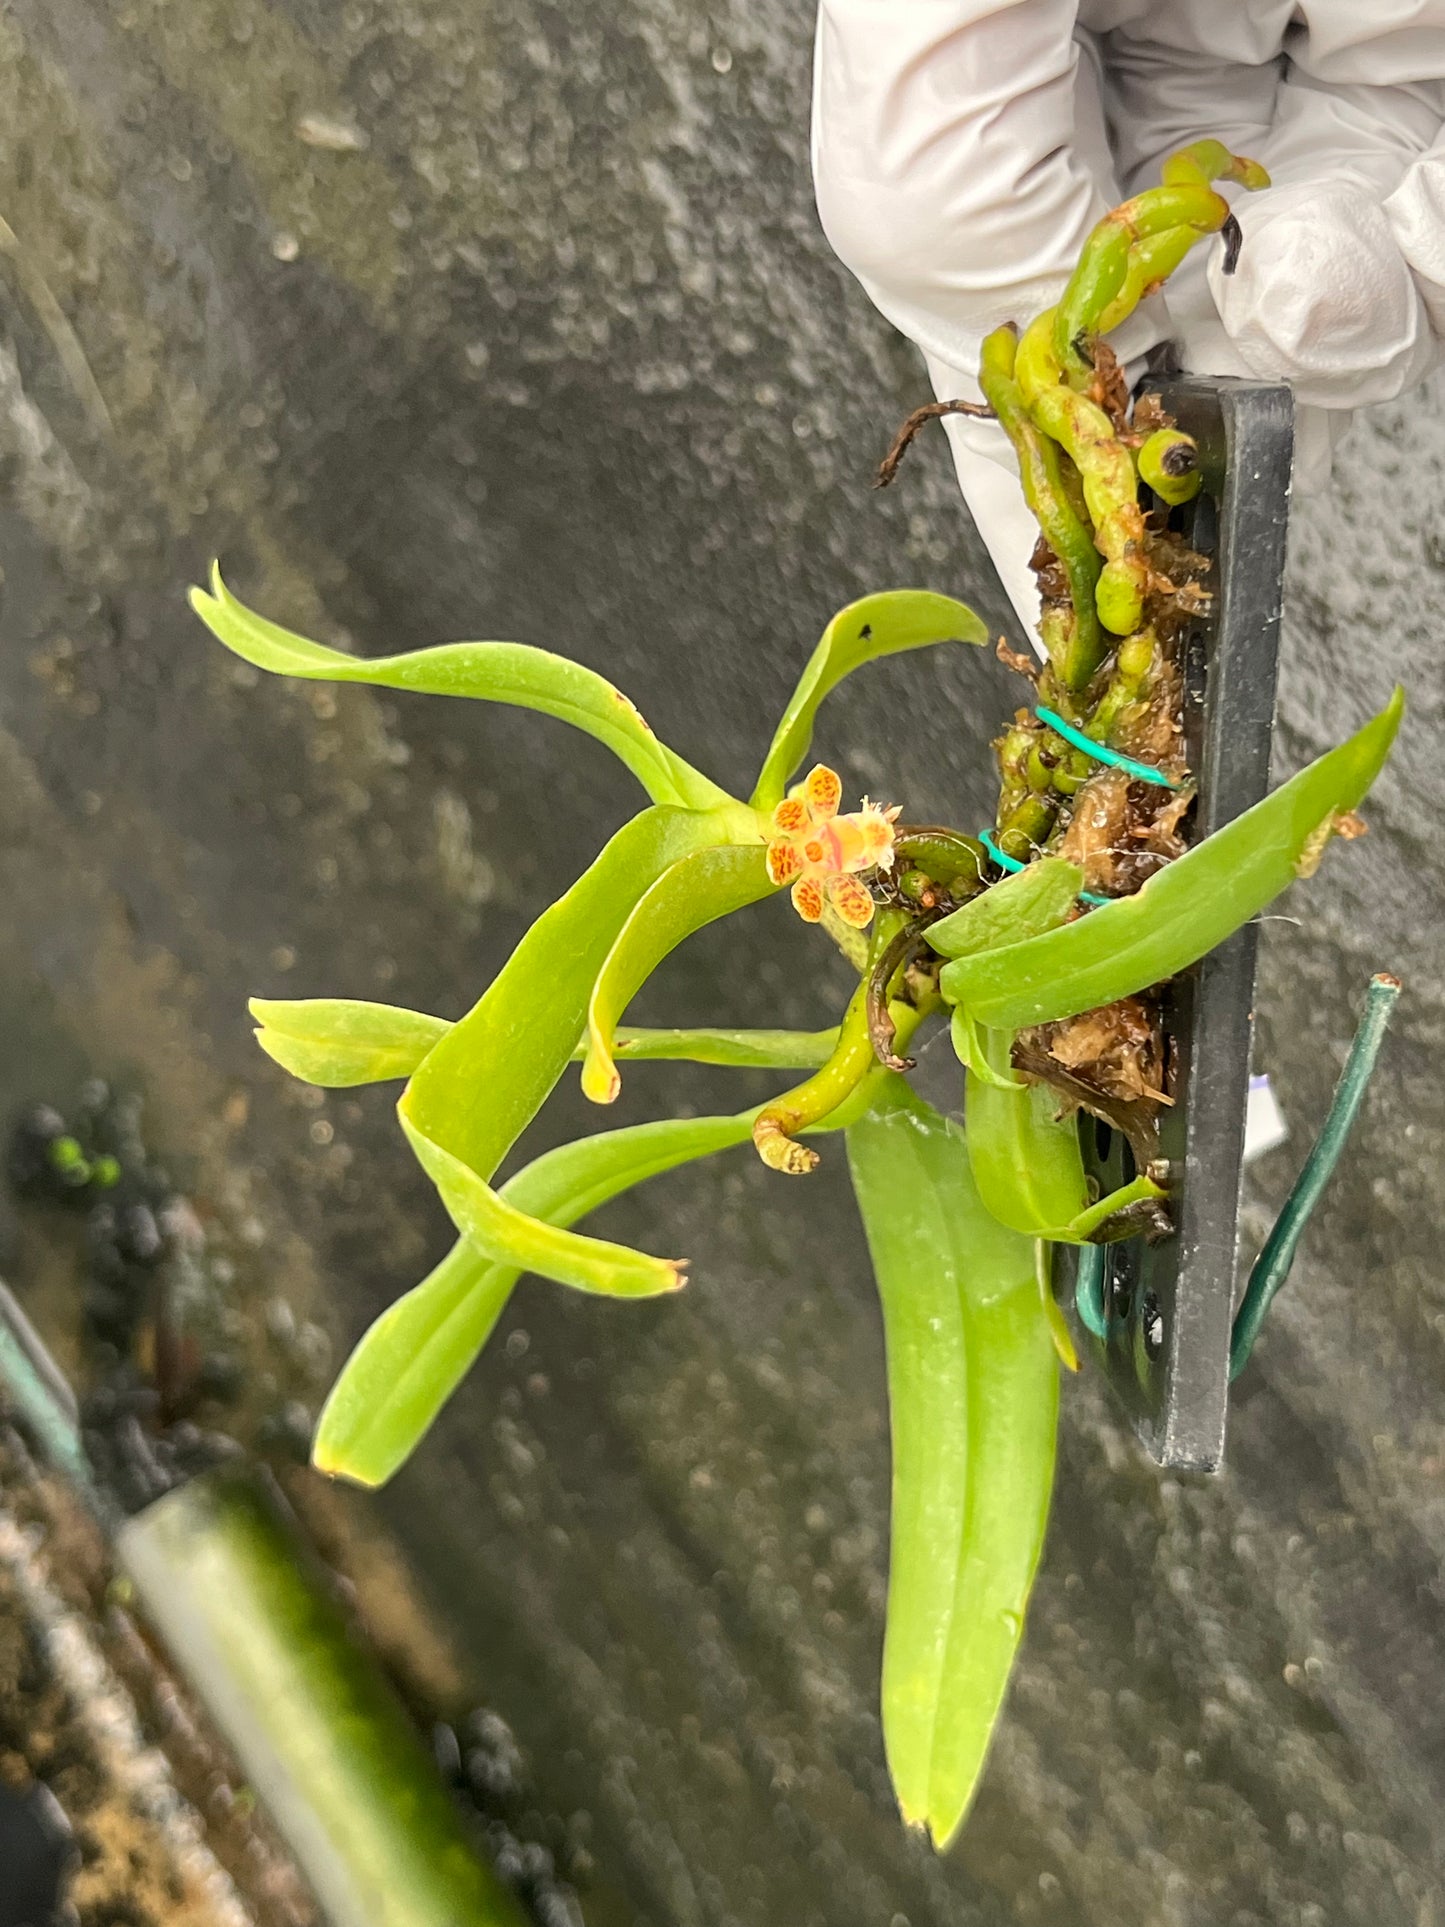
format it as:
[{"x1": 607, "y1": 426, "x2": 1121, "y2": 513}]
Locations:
[{"x1": 189, "y1": 143, "x2": 1403, "y2": 1861}]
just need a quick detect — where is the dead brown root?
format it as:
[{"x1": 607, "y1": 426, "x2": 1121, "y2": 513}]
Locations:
[
  {"x1": 1088, "y1": 342, "x2": 1132, "y2": 435},
  {"x1": 874, "y1": 398, "x2": 995, "y2": 489},
  {"x1": 1014, "y1": 995, "x2": 1172, "y2": 1170},
  {"x1": 996, "y1": 636, "x2": 1040, "y2": 682}
]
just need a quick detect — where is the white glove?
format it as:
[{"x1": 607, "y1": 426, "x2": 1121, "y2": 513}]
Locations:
[{"x1": 812, "y1": 1, "x2": 1445, "y2": 639}]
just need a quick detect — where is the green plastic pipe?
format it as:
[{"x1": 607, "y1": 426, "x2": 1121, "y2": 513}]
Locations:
[
  {"x1": 1230, "y1": 974, "x2": 1401, "y2": 1380},
  {"x1": 118, "y1": 1466, "x2": 527, "y2": 1927}
]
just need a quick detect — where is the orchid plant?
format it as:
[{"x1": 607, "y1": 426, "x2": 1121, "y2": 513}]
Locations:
[{"x1": 192, "y1": 143, "x2": 1401, "y2": 1847}]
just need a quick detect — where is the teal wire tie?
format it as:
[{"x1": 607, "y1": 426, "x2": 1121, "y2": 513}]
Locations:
[
  {"x1": 1074, "y1": 1244, "x2": 1110, "y2": 1340},
  {"x1": 1229, "y1": 973, "x2": 1401, "y2": 1381},
  {"x1": 978, "y1": 826, "x2": 1110, "y2": 908},
  {"x1": 1035, "y1": 705, "x2": 1183, "y2": 790}
]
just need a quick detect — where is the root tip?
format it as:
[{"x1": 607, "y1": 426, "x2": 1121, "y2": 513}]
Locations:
[
  {"x1": 752, "y1": 1117, "x2": 820, "y2": 1174},
  {"x1": 581, "y1": 1058, "x2": 622, "y2": 1105}
]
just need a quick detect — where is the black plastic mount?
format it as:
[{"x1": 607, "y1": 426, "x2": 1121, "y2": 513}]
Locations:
[{"x1": 1074, "y1": 376, "x2": 1294, "y2": 1471}]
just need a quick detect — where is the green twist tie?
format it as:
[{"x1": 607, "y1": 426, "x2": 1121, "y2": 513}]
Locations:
[
  {"x1": 978, "y1": 827, "x2": 1109, "y2": 909},
  {"x1": 1035, "y1": 705, "x2": 1183, "y2": 790}
]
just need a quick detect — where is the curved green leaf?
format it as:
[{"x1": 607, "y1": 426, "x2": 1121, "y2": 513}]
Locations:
[
  {"x1": 314, "y1": 1112, "x2": 758, "y2": 1486},
  {"x1": 397, "y1": 803, "x2": 758, "y2": 1296},
  {"x1": 848, "y1": 1082, "x2": 1057, "y2": 1849},
  {"x1": 965, "y1": 1026, "x2": 1090, "y2": 1235},
  {"x1": 314, "y1": 1236, "x2": 511, "y2": 1486},
  {"x1": 399, "y1": 1113, "x2": 684, "y2": 1298},
  {"x1": 964, "y1": 1029, "x2": 1165, "y2": 1243},
  {"x1": 582, "y1": 845, "x2": 776, "y2": 1103},
  {"x1": 250, "y1": 998, "x2": 450, "y2": 1086},
  {"x1": 316, "y1": 1077, "x2": 874, "y2": 1487},
  {"x1": 950, "y1": 1006, "x2": 1023, "y2": 1091},
  {"x1": 249, "y1": 997, "x2": 840, "y2": 1088},
  {"x1": 750, "y1": 591, "x2": 989, "y2": 811},
  {"x1": 942, "y1": 691, "x2": 1403, "y2": 1029},
  {"x1": 926, "y1": 857, "x2": 1083, "y2": 960},
  {"x1": 191, "y1": 564, "x2": 732, "y2": 811}
]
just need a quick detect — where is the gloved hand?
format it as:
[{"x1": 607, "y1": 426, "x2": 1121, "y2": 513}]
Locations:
[{"x1": 812, "y1": 1, "x2": 1445, "y2": 637}]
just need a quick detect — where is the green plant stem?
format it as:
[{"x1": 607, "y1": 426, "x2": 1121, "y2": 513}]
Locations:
[
  {"x1": 753, "y1": 913, "x2": 920, "y2": 1173},
  {"x1": 1052, "y1": 140, "x2": 1268, "y2": 379}
]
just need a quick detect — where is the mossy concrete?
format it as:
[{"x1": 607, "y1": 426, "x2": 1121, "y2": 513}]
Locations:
[{"x1": 0, "y1": 3, "x2": 1442, "y2": 1922}]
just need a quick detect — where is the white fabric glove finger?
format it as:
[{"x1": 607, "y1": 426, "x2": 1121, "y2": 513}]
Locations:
[
  {"x1": 1097, "y1": 9, "x2": 1444, "y2": 481},
  {"x1": 1099, "y1": 1, "x2": 1445, "y2": 120},
  {"x1": 812, "y1": 1, "x2": 1124, "y2": 376},
  {"x1": 1287, "y1": 1, "x2": 1445, "y2": 89},
  {"x1": 812, "y1": 3, "x2": 1161, "y2": 642},
  {"x1": 1385, "y1": 132, "x2": 1445, "y2": 339},
  {"x1": 1206, "y1": 78, "x2": 1442, "y2": 414}
]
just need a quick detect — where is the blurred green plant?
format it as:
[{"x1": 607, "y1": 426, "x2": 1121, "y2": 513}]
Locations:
[{"x1": 192, "y1": 143, "x2": 1402, "y2": 1851}]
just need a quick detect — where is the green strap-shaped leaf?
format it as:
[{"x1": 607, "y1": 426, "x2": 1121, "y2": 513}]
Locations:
[
  {"x1": 950, "y1": 1006, "x2": 1024, "y2": 1091},
  {"x1": 315, "y1": 1080, "x2": 875, "y2": 1487},
  {"x1": 582, "y1": 845, "x2": 777, "y2": 1103},
  {"x1": 314, "y1": 1112, "x2": 758, "y2": 1487},
  {"x1": 750, "y1": 591, "x2": 989, "y2": 811},
  {"x1": 249, "y1": 996, "x2": 839, "y2": 1088},
  {"x1": 250, "y1": 998, "x2": 451, "y2": 1086},
  {"x1": 964, "y1": 1026, "x2": 1090, "y2": 1235},
  {"x1": 941, "y1": 691, "x2": 1403, "y2": 1029},
  {"x1": 397, "y1": 804, "x2": 758, "y2": 1297},
  {"x1": 314, "y1": 1236, "x2": 511, "y2": 1486},
  {"x1": 191, "y1": 564, "x2": 732, "y2": 811},
  {"x1": 964, "y1": 1028, "x2": 1166, "y2": 1243},
  {"x1": 926, "y1": 857, "x2": 1083, "y2": 960},
  {"x1": 848, "y1": 1082, "x2": 1058, "y2": 1850},
  {"x1": 399, "y1": 1117, "x2": 684, "y2": 1297}
]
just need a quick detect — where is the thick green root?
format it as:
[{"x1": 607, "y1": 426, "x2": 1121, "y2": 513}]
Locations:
[
  {"x1": 1053, "y1": 141, "x2": 1270, "y2": 381},
  {"x1": 1016, "y1": 313, "x2": 1145, "y2": 637},
  {"x1": 1138, "y1": 428, "x2": 1202, "y2": 507},
  {"x1": 980, "y1": 325, "x2": 1105, "y2": 688}
]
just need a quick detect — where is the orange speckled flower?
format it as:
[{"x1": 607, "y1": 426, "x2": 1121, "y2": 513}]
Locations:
[{"x1": 764, "y1": 763, "x2": 900, "y2": 928}]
